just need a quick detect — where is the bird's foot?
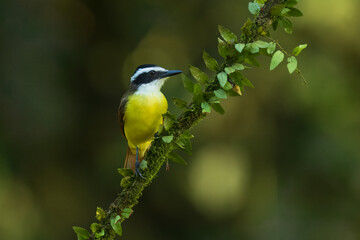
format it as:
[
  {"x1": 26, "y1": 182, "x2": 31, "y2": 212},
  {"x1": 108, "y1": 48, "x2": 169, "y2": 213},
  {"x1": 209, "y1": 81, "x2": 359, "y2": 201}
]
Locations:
[{"x1": 135, "y1": 161, "x2": 145, "y2": 179}]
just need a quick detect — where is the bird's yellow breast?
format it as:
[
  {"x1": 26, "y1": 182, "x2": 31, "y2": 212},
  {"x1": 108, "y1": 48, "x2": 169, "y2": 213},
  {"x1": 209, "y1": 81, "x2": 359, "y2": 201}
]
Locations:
[{"x1": 123, "y1": 92, "x2": 167, "y2": 154}]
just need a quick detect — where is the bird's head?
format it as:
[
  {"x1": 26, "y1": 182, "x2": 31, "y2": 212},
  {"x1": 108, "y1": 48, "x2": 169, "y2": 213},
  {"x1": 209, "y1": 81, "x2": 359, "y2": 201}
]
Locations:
[{"x1": 130, "y1": 64, "x2": 182, "y2": 93}]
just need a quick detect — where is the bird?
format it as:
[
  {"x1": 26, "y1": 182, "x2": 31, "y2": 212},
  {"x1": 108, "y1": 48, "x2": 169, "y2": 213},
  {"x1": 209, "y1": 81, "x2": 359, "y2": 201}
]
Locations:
[{"x1": 118, "y1": 64, "x2": 182, "y2": 177}]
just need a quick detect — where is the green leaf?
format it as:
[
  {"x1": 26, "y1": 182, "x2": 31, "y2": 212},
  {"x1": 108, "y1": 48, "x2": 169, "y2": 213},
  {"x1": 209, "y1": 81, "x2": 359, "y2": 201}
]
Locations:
[
  {"x1": 214, "y1": 89, "x2": 227, "y2": 99},
  {"x1": 110, "y1": 215, "x2": 122, "y2": 236},
  {"x1": 181, "y1": 130, "x2": 194, "y2": 139},
  {"x1": 245, "y1": 55, "x2": 260, "y2": 67},
  {"x1": 286, "y1": 0, "x2": 299, "y2": 7},
  {"x1": 171, "y1": 97, "x2": 187, "y2": 109},
  {"x1": 255, "y1": 0, "x2": 267, "y2": 4},
  {"x1": 287, "y1": 56, "x2": 298, "y2": 74},
  {"x1": 242, "y1": 75, "x2": 255, "y2": 88},
  {"x1": 175, "y1": 136, "x2": 192, "y2": 154},
  {"x1": 222, "y1": 81, "x2": 233, "y2": 91},
  {"x1": 190, "y1": 65, "x2": 209, "y2": 84},
  {"x1": 270, "y1": 50, "x2": 284, "y2": 70},
  {"x1": 192, "y1": 83, "x2": 203, "y2": 103},
  {"x1": 254, "y1": 40, "x2": 270, "y2": 48},
  {"x1": 163, "y1": 112, "x2": 176, "y2": 130},
  {"x1": 235, "y1": 43, "x2": 246, "y2": 53},
  {"x1": 292, "y1": 44, "x2": 307, "y2": 56},
  {"x1": 117, "y1": 168, "x2": 134, "y2": 177},
  {"x1": 248, "y1": 2, "x2": 260, "y2": 15},
  {"x1": 283, "y1": 7, "x2": 303, "y2": 17},
  {"x1": 224, "y1": 66, "x2": 235, "y2": 74},
  {"x1": 279, "y1": 16, "x2": 293, "y2": 34},
  {"x1": 218, "y1": 38, "x2": 228, "y2": 58},
  {"x1": 181, "y1": 74, "x2": 194, "y2": 92},
  {"x1": 139, "y1": 160, "x2": 147, "y2": 170},
  {"x1": 272, "y1": 19, "x2": 279, "y2": 31},
  {"x1": 169, "y1": 152, "x2": 187, "y2": 165},
  {"x1": 90, "y1": 223, "x2": 105, "y2": 238},
  {"x1": 201, "y1": 102, "x2": 211, "y2": 113},
  {"x1": 212, "y1": 103, "x2": 225, "y2": 114},
  {"x1": 95, "y1": 207, "x2": 106, "y2": 221},
  {"x1": 162, "y1": 135, "x2": 174, "y2": 143},
  {"x1": 73, "y1": 227, "x2": 90, "y2": 240},
  {"x1": 229, "y1": 71, "x2": 243, "y2": 86},
  {"x1": 122, "y1": 208, "x2": 132, "y2": 214},
  {"x1": 232, "y1": 63, "x2": 245, "y2": 71},
  {"x1": 208, "y1": 96, "x2": 220, "y2": 104},
  {"x1": 267, "y1": 42, "x2": 276, "y2": 54},
  {"x1": 218, "y1": 25, "x2": 237, "y2": 43},
  {"x1": 203, "y1": 51, "x2": 219, "y2": 71},
  {"x1": 270, "y1": 4, "x2": 285, "y2": 16},
  {"x1": 217, "y1": 72, "x2": 228, "y2": 88},
  {"x1": 245, "y1": 43, "x2": 259, "y2": 53}
]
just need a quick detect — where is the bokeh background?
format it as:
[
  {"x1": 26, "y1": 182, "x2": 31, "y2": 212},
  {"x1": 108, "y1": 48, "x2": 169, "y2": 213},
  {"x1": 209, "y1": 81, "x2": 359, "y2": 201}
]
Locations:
[{"x1": 1, "y1": 0, "x2": 360, "y2": 239}]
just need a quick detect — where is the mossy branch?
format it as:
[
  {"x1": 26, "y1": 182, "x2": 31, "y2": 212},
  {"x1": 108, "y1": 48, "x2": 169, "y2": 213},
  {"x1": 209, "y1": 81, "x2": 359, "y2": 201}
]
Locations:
[{"x1": 74, "y1": 0, "x2": 305, "y2": 239}]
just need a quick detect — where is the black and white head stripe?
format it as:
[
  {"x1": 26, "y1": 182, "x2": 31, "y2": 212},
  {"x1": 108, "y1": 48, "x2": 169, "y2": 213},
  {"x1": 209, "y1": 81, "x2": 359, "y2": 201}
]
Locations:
[
  {"x1": 131, "y1": 65, "x2": 167, "y2": 82},
  {"x1": 130, "y1": 64, "x2": 182, "y2": 86}
]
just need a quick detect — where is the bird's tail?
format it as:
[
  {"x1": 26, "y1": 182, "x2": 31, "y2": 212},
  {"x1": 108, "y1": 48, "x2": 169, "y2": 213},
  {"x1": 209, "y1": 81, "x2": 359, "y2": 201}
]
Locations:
[{"x1": 124, "y1": 147, "x2": 144, "y2": 172}]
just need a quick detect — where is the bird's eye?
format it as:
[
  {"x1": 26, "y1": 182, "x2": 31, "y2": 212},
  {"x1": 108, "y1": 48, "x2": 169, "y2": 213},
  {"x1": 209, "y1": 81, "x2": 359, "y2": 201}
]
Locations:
[{"x1": 149, "y1": 70, "x2": 156, "y2": 75}]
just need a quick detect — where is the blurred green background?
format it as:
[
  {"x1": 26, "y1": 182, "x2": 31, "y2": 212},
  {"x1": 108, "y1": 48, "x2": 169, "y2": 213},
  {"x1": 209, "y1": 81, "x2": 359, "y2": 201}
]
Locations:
[{"x1": 1, "y1": 0, "x2": 360, "y2": 239}]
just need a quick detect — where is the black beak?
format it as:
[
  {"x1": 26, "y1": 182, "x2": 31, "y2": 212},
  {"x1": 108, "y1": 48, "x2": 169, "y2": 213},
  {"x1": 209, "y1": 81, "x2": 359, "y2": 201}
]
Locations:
[{"x1": 162, "y1": 70, "x2": 182, "y2": 78}]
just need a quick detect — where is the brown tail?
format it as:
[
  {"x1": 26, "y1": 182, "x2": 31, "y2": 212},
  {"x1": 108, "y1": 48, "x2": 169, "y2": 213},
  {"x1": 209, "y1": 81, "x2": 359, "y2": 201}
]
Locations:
[{"x1": 124, "y1": 147, "x2": 144, "y2": 172}]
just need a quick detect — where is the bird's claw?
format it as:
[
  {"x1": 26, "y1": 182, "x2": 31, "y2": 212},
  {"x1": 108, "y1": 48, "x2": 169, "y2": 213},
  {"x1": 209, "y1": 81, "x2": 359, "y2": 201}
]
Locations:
[{"x1": 135, "y1": 162, "x2": 145, "y2": 179}]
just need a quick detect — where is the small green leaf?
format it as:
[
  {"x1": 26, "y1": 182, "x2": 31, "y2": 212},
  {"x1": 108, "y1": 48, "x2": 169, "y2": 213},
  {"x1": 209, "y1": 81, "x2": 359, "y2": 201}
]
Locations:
[
  {"x1": 270, "y1": 50, "x2": 284, "y2": 70},
  {"x1": 245, "y1": 55, "x2": 260, "y2": 67},
  {"x1": 245, "y1": 43, "x2": 259, "y2": 53},
  {"x1": 292, "y1": 44, "x2": 307, "y2": 56},
  {"x1": 96, "y1": 207, "x2": 106, "y2": 221},
  {"x1": 218, "y1": 25, "x2": 237, "y2": 43},
  {"x1": 201, "y1": 102, "x2": 211, "y2": 113},
  {"x1": 110, "y1": 215, "x2": 122, "y2": 236},
  {"x1": 217, "y1": 72, "x2": 228, "y2": 87},
  {"x1": 235, "y1": 43, "x2": 246, "y2": 53},
  {"x1": 163, "y1": 112, "x2": 176, "y2": 130},
  {"x1": 117, "y1": 168, "x2": 134, "y2": 177},
  {"x1": 181, "y1": 130, "x2": 194, "y2": 139},
  {"x1": 214, "y1": 89, "x2": 227, "y2": 99},
  {"x1": 248, "y1": 2, "x2": 260, "y2": 15},
  {"x1": 283, "y1": 7, "x2": 303, "y2": 17},
  {"x1": 286, "y1": 0, "x2": 299, "y2": 7},
  {"x1": 169, "y1": 152, "x2": 187, "y2": 165},
  {"x1": 270, "y1": 4, "x2": 285, "y2": 16},
  {"x1": 91, "y1": 223, "x2": 105, "y2": 238},
  {"x1": 203, "y1": 51, "x2": 219, "y2": 71},
  {"x1": 224, "y1": 66, "x2": 235, "y2": 74},
  {"x1": 279, "y1": 16, "x2": 293, "y2": 34},
  {"x1": 267, "y1": 42, "x2": 276, "y2": 54},
  {"x1": 255, "y1": 0, "x2": 266, "y2": 4},
  {"x1": 287, "y1": 56, "x2": 298, "y2": 74},
  {"x1": 222, "y1": 81, "x2": 233, "y2": 91},
  {"x1": 254, "y1": 40, "x2": 270, "y2": 48},
  {"x1": 229, "y1": 71, "x2": 243, "y2": 86},
  {"x1": 190, "y1": 65, "x2": 209, "y2": 84},
  {"x1": 272, "y1": 19, "x2": 279, "y2": 31},
  {"x1": 181, "y1": 74, "x2": 194, "y2": 92},
  {"x1": 73, "y1": 227, "x2": 90, "y2": 240},
  {"x1": 192, "y1": 83, "x2": 203, "y2": 103},
  {"x1": 212, "y1": 103, "x2": 225, "y2": 114},
  {"x1": 171, "y1": 97, "x2": 187, "y2": 109},
  {"x1": 232, "y1": 63, "x2": 245, "y2": 71},
  {"x1": 122, "y1": 208, "x2": 132, "y2": 214},
  {"x1": 218, "y1": 38, "x2": 228, "y2": 58},
  {"x1": 175, "y1": 136, "x2": 192, "y2": 154},
  {"x1": 139, "y1": 160, "x2": 147, "y2": 170},
  {"x1": 162, "y1": 135, "x2": 174, "y2": 143},
  {"x1": 241, "y1": 75, "x2": 255, "y2": 88},
  {"x1": 208, "y1": 96, "x2": 220, "y2": 104}
]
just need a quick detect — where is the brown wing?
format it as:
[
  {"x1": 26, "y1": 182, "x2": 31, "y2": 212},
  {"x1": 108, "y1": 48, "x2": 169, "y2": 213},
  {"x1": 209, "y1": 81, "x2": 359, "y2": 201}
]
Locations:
[{"x1": 118, "y1": 93, "x2": 128, "y2": 138}]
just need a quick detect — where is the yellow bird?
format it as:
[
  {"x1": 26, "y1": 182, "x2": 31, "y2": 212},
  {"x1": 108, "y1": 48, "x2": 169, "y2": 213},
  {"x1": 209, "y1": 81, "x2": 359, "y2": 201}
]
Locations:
[{"x1": 118, "y1": 64, "x2": 182, "y2": 177}]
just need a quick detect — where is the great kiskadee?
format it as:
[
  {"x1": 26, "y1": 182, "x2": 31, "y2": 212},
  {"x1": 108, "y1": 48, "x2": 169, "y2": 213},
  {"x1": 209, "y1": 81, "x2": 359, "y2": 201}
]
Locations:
[{"x1": 118, "y1": 64, "x2": 182, "y2": 176}]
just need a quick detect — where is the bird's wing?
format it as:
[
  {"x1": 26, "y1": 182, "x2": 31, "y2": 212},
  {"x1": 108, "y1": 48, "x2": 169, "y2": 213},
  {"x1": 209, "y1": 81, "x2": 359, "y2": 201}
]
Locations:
[{"x1": 118, "y1": 93, "x2": 128, "y2": 138}]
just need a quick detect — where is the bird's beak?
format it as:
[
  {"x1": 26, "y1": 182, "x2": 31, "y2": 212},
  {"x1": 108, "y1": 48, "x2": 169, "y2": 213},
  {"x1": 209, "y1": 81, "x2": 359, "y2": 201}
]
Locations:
[{"x1": 161, "y1": 70, "x2": 182, "y2": 78}]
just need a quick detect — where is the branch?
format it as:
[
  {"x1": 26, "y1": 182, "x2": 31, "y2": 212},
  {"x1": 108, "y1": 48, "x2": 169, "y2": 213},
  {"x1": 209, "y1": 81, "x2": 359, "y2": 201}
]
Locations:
[{"x1": 73, "y1": 0, "x2": 306, "y2": 239}]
